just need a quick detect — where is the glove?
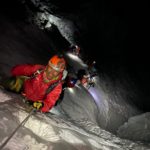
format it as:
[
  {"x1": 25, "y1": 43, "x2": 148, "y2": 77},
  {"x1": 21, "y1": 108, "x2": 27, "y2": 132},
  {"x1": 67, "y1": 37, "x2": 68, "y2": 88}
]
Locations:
[{"x1": 33, "y1": 101, "x2": 44, "y2": 110}]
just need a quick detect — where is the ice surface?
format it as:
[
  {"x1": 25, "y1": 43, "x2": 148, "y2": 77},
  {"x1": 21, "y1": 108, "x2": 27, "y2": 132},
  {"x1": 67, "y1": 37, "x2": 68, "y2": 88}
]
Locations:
[
  {"x1": 117, "y1": 112, "x2": 150, "y2": 143},
  {"x1": 0, "y1": 89, "x2": 150, "y2": 150}
]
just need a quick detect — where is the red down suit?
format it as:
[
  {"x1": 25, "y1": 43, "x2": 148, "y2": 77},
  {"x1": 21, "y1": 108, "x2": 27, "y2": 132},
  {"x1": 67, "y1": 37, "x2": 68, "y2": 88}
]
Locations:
[{"x1": 11, "y1": 64, "x2": 63, "y2": 112}]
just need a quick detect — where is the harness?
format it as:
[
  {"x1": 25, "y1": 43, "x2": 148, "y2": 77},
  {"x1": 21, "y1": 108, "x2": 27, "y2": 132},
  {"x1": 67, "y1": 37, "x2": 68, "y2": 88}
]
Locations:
[{"x1": 32, "y1": 69, "x2": 68, "y2": 95}]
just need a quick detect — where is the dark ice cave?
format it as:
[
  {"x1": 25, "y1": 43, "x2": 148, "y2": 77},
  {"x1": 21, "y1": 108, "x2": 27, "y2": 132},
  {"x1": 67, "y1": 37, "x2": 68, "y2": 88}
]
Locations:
[{"x1": 0, "y1": 0, "x2": 150, "y2": 146}]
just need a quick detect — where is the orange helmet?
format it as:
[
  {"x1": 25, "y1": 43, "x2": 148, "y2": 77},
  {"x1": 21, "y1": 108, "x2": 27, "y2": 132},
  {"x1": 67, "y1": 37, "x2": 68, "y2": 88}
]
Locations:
[{"x1": 48, "y1": 55, "x2": 66, "y2": 72}]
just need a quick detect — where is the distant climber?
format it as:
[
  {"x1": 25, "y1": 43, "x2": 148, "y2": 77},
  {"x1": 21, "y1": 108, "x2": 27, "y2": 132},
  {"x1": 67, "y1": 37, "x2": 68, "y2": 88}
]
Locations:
[
  {"x1": 69, "y1": 45, "x2": 81, "y2": 56},
  {"x1": 65, "y1": 66, "x2": 97, "y2": 90}
]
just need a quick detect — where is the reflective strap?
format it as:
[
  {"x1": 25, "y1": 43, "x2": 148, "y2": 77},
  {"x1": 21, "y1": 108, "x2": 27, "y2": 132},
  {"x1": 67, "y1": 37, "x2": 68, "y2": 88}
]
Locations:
[
  {"x1": 62, "y1": 70, "x2": 68, "y2": 80},
  {"x1": 33, "y1": 69, "x2": 44, "y2": 77}
]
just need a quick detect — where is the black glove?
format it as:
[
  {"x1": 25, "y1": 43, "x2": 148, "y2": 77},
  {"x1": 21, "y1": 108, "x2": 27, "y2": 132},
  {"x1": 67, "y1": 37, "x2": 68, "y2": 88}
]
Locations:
[{"x1": 33, "y1": 101, "x2": 44, "y2": 110}]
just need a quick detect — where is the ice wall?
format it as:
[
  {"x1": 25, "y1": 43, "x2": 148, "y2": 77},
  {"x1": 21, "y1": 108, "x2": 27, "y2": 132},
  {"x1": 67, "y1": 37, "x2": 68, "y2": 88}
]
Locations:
[{"x1": 0, "y1": 12, "x2": 149, "y2": 145}]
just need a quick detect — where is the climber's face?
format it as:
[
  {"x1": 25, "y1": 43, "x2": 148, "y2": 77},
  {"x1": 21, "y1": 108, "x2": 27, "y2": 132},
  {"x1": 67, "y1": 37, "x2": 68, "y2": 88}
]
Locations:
[{"x1": 45, "y1": 65, "x2": 60, "y2": 80}]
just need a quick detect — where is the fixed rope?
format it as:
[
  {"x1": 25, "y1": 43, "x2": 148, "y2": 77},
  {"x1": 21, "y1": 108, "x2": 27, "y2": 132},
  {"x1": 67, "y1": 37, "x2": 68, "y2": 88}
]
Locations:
[{"x1": 0, "y1": 108, "x2": 37, "y2": 150}]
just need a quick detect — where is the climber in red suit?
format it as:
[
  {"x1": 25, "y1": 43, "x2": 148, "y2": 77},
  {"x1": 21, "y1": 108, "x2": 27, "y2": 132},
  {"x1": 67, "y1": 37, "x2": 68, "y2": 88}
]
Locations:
[{"x1": 4, "y1": 55, "x2": 67, "y2": 113}]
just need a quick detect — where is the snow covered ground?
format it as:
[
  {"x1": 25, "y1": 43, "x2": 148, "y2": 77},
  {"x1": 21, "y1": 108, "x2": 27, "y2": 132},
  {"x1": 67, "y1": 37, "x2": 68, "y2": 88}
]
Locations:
[{"x1": 0, "y1": 89, "x2": 150, "y2": 150}]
